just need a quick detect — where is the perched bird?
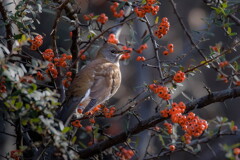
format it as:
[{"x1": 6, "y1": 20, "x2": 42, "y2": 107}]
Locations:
[{"x1": 58, "y1": 43, "x2": 126, "y2": 125}]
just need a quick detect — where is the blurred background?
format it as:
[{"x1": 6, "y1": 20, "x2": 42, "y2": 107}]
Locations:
[{"x1": 0, "y1": 0, "x2": 240, "y2": 159}]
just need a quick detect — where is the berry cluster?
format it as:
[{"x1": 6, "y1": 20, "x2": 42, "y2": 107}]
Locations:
[
  {"x1": 62, "y1": 72, "x2": 72, "y2": 88},
  {"x1": 10, "y1": 150, "x2": 21, "y2": 160},
  {"x1": 115, "y1": 146, "x2": 134, "y2": 160},
  {"x1": 102, "y1": 106, "x2": 116, "y2": 118},
  {"x1": 0, "y1": 80, "x2": 6, "y2": 93},
  {"x1": 54, "y1": 53, "x2": 72, "y2": 68},
  {"x1": 46, "y1": 63, "x2": 58, "y2": 78},
  {"x1": 71, "y1": 120, "x2": 82, "y2": 128},
  {"x1": 149, "y1": 84, "x2": 171, "y2": 100},
  {"x1": 42, "y1": 49, "x2": 54, "y2": 61},
  {"x1": 219, "y1": 61, "x2": 229, "y2": 68},
  {"x1": 136, "y1": 44, "x2": 148, "y2": 53},
  {"x1": 30, "y1": 35, "x2": 43, "y2": 50},
  {"x1": 110, "y1": 2, "x2": 124, "y2": 18},
  {"x1": 219, "y1": 74, "x2": 228, "y2": 83},
  {"x1": 77, "y1": 104, "x2": 116, "y2": 119},
  {"x1": 107, "y1": 33, "x2": 119, "y2": 44},
  {"x1": 154, "y1": 17, "x2": 170, "y2": 39},
  {"x1": 163, "y1": 122, "x2": 173, "y2": 134},
  {"x1": 121, "y1": 46, "x2": 132, "y2": 60},
  {"x1": 161, "y1": 102, "x2": 208, "y2": 144},
  {"x1": 163, "y1": 44, "x2": 174, "y2": 55},
  {"x1": 97, "y1": 13, "x2": 108, "y2": 24},
  {"x1": 36, "y1": 71, "x2": 44, "y2": 81},
  {"x1": 78, "y1": 49, "x2": 87, "y2": 61},
  {"x1": 83, "y1": 13, "x2": 94, "y2": 21},
  {"x1": 173, "y1": 71, "x2": 186, "y2": 83},
  {"x1": 136, "y1": 56, "x2": 146, "y2": 61},
  {"x1": 134, "y1": 0, "x2": 159, "y2": 17}
]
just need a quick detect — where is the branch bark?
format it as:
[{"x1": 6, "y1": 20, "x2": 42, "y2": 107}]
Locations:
[{"x1": 0, "y1": 1, "x2": 13, "y2": 51}]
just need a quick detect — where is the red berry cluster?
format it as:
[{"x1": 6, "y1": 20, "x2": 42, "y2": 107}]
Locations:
[
  {"x1": 10, "y1": 150, "x2": 21, "y2": 160},
  {"x1": 121, "y1": 46, "x2": 132, "y2": 60},
  {"x1": 161, "y1": 102, "x2": 208, "y2": 144},
  {"x1": 136, "y1": 44, "x2": 148, "y2": 53},
  {"x1": 46, "y1": 63, "x2": 58, "y2": 78},
  {"x1": 110, "y1": 2, "x2": 124, "y2": 18},
  {"x1": 173, "y1": 71, "x2": 186, "y2": 83},
  {"x1": 54, "y1": 53, "x2": 72, "y2": 68},
  {"x1": 0, "y1": 80, "x2": 6, "y2": 93},
  {"x1": 154, "y1": 17, "x2": 170, "y2": 39},
  {"x1": 136, "y1": 56, "x2": 146, "y2": 61},
  {"x1": 83, "y1": 13, "x2": 94, "y2": 21},
  {"x1": 163, "y1": 122, "x2": 173, "y2": 134},
  {"x1": 149, "y1": 84, "x2": 171, "y2": 100},
  {"x1": 107, "y1": 33, "x2": 119, "y2": 44},
  {"x1": 42, "y1": 49, "x2": 54, "y2": 61},
  {"x1": 36, "y1": 71, "x2": 44, "y2": 81},
  {"x1": 219, "y1": 61, "x2": 229, "y2": 68},
  {"x1": 134, "y1": 0, "x2": 159, "y2": 17},
  {"x1": 115, "y1": 146, "x2": 134, "y2": 160},
  {"x1": 30, "y1": 35, "x2": 43, "y2": 50},
  {"x1": 163, "y1": 44, "x2": 174, "y2": 55},
  {"x1": 78, "y1": 49, "x2": 87, "y2": 61},
  {"x1": 83, "y1": 104, "x2": 116, "y2": 118},
  {"x1": 102, "y1": 106, "x2": 116, "y2": 118},
  {"x1": 71, "y1": 120, "x2": 82, "y2": 128},
  {"x1": 97, "y1": 13, "x2": 108, "y2": 24},
  {"x1": 62, "y1": 71, "x2": 72, "y2": 88}
]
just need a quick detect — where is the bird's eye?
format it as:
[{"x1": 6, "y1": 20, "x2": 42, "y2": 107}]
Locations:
[{"x1": 111, "y1": 50, "x2": 116, "y2": 53}]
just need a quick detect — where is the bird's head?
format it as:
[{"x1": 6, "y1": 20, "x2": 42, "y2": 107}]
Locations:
[{"x1": 97, "y1": 43, "x2": 128, "y2": 63}]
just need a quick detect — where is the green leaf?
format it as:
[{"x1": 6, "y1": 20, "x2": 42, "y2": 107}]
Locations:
[
  {"x1": 71, "y1": 136, "x2": 77, "y2": 144},
  {"x1": 142, "y1": 34, "x2": 151, "y2": 44},
  {"x1": 62, "y1": 127, "x2": 71, "y2": 134},
  {"x1": 229, "y1": 32, "x2": 237, "y2": 36},
  {"x1": 155, "y1": 16, "x2": 159, "y2": 24},
  {"x1": 16, "y1": 101, "x2": 23, "y2": 109},
  {"x1": 141, "y1": 0, "x2": 146, "y2": 4},
  {"x1": 158, "y1": 135, "x2": 165, "y2": 146}
]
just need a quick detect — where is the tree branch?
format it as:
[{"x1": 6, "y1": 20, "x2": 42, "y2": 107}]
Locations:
[
  {"x1": 0, "y1": 1, "x2": 13, "y2": 51},
  {"x1": 78, "y1": 86, "x2": 240, "y2": 158}
]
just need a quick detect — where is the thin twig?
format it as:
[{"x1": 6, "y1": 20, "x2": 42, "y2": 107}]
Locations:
[{"x1": 144, "y1": 16, "x2": 164, "y2": 82}]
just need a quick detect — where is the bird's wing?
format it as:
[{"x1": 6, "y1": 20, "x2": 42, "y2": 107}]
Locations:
[
  {"x1": 83, "y1": 74, "x2": 110, "y2": 113},
  {"x1": 57, "y1": 65, "x2": 94, "y2": 125}
]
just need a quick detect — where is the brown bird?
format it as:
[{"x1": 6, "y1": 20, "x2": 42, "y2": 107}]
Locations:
[{"x1": 58, "y1": 43, "x2": 126, "y2": 125}]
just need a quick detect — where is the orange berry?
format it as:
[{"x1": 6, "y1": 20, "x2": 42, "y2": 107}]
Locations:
[
  {"x1": 234, "y1": 148, "x2": 240, "y2": 155},
  {"x1": 80, "y1": 54, "x2": 86, "y2": 60},
  {"x1": 85, "y1": 125, "x2": 93, "y2": 132},
  {"x1": 163, "y1": 50, "x2": 169, "y2": 55},
  {"x1": 169, "y1": 145, "x2": 175, "y2": 151},
  {"x1": 232, "y1": 125, "x2": 238, "y2": 131},
  {"x1": 89, "y1": 118, "x2": 96, "y2": 124}
]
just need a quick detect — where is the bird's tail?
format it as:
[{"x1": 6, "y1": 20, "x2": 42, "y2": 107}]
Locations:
[{"x1": 57, "y1": 97, "x2": 82, "y2": 125}]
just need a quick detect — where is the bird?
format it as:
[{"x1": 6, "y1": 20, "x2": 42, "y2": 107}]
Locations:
[{"x1": 57, "y1": 42, "x2": 126, "y2": 125}]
